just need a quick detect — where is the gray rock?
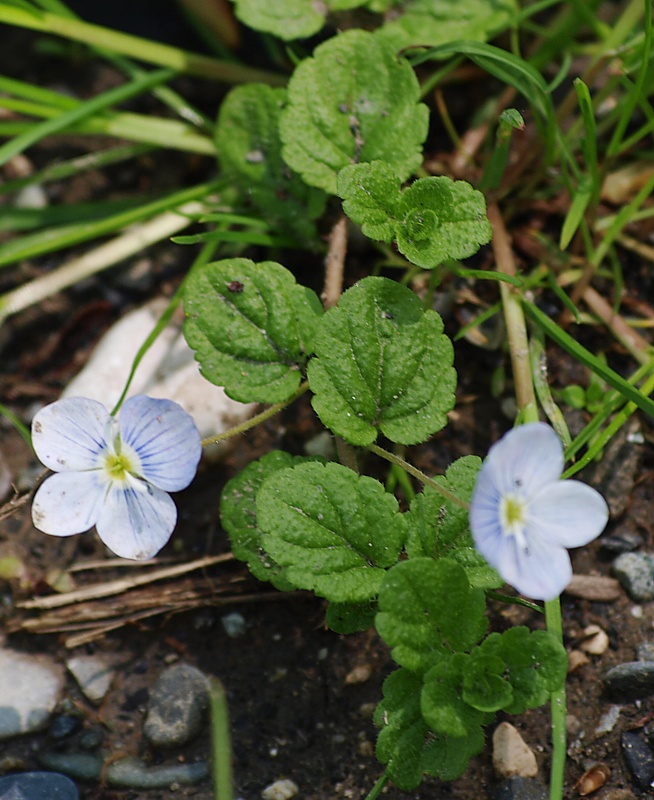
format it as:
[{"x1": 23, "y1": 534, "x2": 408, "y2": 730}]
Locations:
[
  {"x1": 604, "y1": 662, "x2": 654, "y2": 701},
  {"x1": 0, "y1": 649, "x2": 65, "y2": 739},
  {"x1": 613, "y1": 552, "x2": 654, "y2": 601},
  {"x1": 600, "y1": 527, "x2": 643, "y2": 554},
  {"x1": 637, "y1": 643, "x2": 654, "y2": 662},
  {"x1": 0, "y1": 772, "x2": 78, "y2": 800},
  {"x1": 143, "y1": 663, "x2": 209, "y2": 748},
  {"x1": 105, "y1": 757, "x2": 208, "y2": 788},
  {"x1": 494, "y1": 776, "x2": 548, "y2": 800},
  {"x1": 38, "y1": 753, "x2": 207, "y2": 789},
  {"x1": 621, "y1": 731, "x2": 654, "y2": 790},
  {"x1": 66, "y1": 655, "x2": 115, "y2": 705}
]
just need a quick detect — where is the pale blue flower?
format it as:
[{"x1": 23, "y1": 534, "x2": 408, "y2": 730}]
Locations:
[
  {"x1": 31, "y1": 395, "x2": 202, "y2": 560},
  {"x1": 469, "y1": 422, "x2": 609, "y2": 601}
]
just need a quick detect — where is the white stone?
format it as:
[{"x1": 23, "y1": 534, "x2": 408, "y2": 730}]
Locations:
[
  {"x1": 492, "y1": 721, "x2": 538, "y2": 779},
  {"x1": 61, "y1": 299, "x2": 257, "y2": 451},
  {"x1": 261, "y1": 779, "x2": 299, "y2": 800},
  {"x1": 67, "y1": 654, "x2": 116, "y2": 705},
  {"x1": 0, "y1": 648, "x2": 65, "y2": 738}
]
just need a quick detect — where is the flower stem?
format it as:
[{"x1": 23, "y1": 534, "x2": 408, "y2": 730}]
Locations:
[
  {"x1": 367, "y1": 443, "x2": 468, "y2": 509},
  {"x1": 362, "y1": 769, "x2": 389, "y2": 800},
  {"x1": 201, "y1": 382, "x2": 310, "y2": 448},
  {"x1": 489, "y1": 203, "x2": 566, "y2": 800}
]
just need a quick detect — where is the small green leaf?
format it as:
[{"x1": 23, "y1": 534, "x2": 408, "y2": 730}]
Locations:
[
  {"x1": 376, "y1": 0, "x2": 516, "y2": 57},
  {"x1": 184, "y1": 258, "x2": 322, "y2": 403},
  {"x1": 337, "y1": 164, "x2": 491, "y2": 269},
  {"x1": 307, "y1": 277, "x2": 456, "y2": 445},
  {"x1": 337, "y1": 161, "x2": 402, "y2": 241},
  {"x1": 215, "y1": 84, "x2": 327, "y2": 246},
  {"x1": 325, "y1": 600, "x2": 377, "y2": 634},
  {"x1": 220, "y1": 451, "x2": 324, "y2": 591},
  {"x1": 257, "y1": 461, "x2": 407, "y2": 603},
  {"x1": 406, "y1": 456, "x2": 502, "y2": 590},
  {"x1": 396, "y1": 177, "x2": 492, "y2": 268},
  {"x1": 280, "y1": 30, "x2": 429, "y2": 194},
  {"x1": 421, "y1": 653, "x2": 493, "y2": 737},
  {"x1": 232, "y1": 0, "x2": 367, "y2": 40},
  {"x1": 376, "y1": 558, "x2": 487, "y2": 671},
  {"x1": 480, "y1": 627, "x2": 568, "y2": 714},
  {"x1": 374, "y1": 668, "x2": 485, "y2": 789},
  {"x1": 462, "y1": 650, "x2": 513, "y2": 712}
]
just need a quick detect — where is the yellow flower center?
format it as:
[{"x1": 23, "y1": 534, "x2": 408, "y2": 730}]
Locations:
[
  {"x1": 500, "y1": 494, "x2": 529, "y2": 553},
  {"x1": 104, "y1": 452, "x2": 134, "y2": 481}
]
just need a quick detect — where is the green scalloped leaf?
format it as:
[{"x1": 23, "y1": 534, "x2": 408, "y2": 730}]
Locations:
[
  {"x1": 337, "y1": 161, "x2": 402, "y2": 241},
  {"x1": 421, "y1": 653, "x2": 493, "y2": 737},
  {"x1": 480, "y1": 627, "x2": 568, "y2": 714},
  {"x1": 220, "y1": 451, "x2": 323, "y2": 591},
  {"x1": 406, "y1": 456, "x2": 502, "y2": 590},
  {"x1": 232, "y1": 0, "x2": 367, "y2": 40},
  {"x1": 257, "y1": 461, "x2": 407, "y2": 603},
  {"x1": 462, "y1": 650, "x2": 513, "y2": 712},
  {"x1": 396, "y1": 177, "x2": 492, "y2": 267},
  {"x1": 376, "y1": 0, "x2": 516, "y2": 52},
  {"x1": 215, "y1": 84, "x2": 327, "y2": 246},
  {"x1": 376, "y1": 558, "x2": 487, "y2": 671},
  {"x1": 337, "y1": 164, "x2": 492, "y2": 268},
  {"x1": 184, "y1": 258, "x2": 323, "y2": 403},
  {"x1": 280, "y1": 30, "x2": 429, "y2": 194},
  {"x1": 375, "y1": 668, "x2": 485, "y2": 790},
  {"x1": 307, "y1": 276, "x2": 456, "y2": 445},
  {"x1": 325, "y1": 600, "x2": 377, "y2": 634}
]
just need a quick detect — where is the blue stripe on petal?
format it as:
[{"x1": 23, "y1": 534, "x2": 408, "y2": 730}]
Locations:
[
  {"x1": 118, "y1": 396, "x2": 201, "y2": 492},
  {"x1": 32, "y1": 397, "x2": 110, "y2": 472},
  {"x1": 96, "y1": 478, "x2": 177, "y2": 559}
]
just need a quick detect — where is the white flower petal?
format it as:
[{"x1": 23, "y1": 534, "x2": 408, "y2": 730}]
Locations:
[
  {"x1": 32, "y1": 397, "x2": 110, "y2": 472},
  {"x1": 118, "y1": 396, "x2": 202, "y2": 492},
  {"x1": 484, "y1": 423, "x2": 564, "y2": 497},
  {"x1": 492, "y1": 532, "x2": 573, "y2": 601},
  {"x1": 528, "y1": 481, "x2": 609, "y2": 548},
  {"x1": 96, "y1": 478, "x2": 177, "y2": 560},
  {"x1": 32, "y1": 471, "x2": 105, "y2": 536}
]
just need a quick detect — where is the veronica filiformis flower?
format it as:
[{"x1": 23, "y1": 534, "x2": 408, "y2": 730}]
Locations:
[
  {"x1": 31, "y1": 395, "x2": 202, "y2": 560},
  {"x1": 469, "y1": 422, "x2": 609, "y2": 601}
]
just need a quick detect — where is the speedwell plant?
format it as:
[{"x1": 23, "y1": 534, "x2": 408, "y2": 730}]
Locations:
[{"x1": 18, "y1": 4, "x2": 633, "y2": 798}]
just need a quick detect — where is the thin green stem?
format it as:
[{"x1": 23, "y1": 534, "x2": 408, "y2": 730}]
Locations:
[
  {"x1": 367, "y1": 444, "x2": 468, "y2": 509},
  {"x1": 201, "y1": 382, "x2": 310, "y2": 449},
  {"x1": 362, "y1": 769, "x2": 389, "y2": 800},
  {"x1": 209, "y1": 679, "x2": 233, "y2": 800},
  {"x1": 545, "y1": 597, "x2": 566, "y2": 800}
]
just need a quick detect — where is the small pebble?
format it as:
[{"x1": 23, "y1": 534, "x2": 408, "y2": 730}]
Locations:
[
  {"x1": 0, "y1": 649, "x2": 65, "y2": 739},
  {"x1": 613, "y1": 552, "x2": 654, "y2": 602},
  {"x1": 66, "y1": 654, "x2": 115, "y2": 705},
  {"x1": 106, "y1": 757, "x2": 208, "y2": 788},
  {"x1": 261, "y1": 778, "x2": 299, "y2": 800},
  {"x1": 568, "y1": 650, "x2": 590, "y2": 673},
  {"x1": 579, "y1": 625, "x2": 609, "y2": 655},
  {"x1": 594, "y1": 705, "x2": 621, "y2": 737},
  {"x1": 564, "y1": 575, "x2": 621, "y2": 602},
  {"x1": 143, "y1": 663, "x2": 209, "y2": 748},
  {"x1": 493, "y1": 776, "x2": 548, "y2": 800},
  {"x1": 574, "y1": 762, "x2": 610, "y2": 796},
  {"x1": 0, "y1": 771, "x2": 78, "y2": 800},
  {"x1": 604, "y1": 662, "x2": 654, "y2": 701},
  {"x1": 344, "y1": 664, "x2": 373, "y2": 685},
  {"x1": 492, "y1": 722, "x2": 538, "y2": 779},
  {"x1": 621, "y1": 731, "x2": 654, "y2": 790},
  {"x1": 600, "y1": 528, "x2": 643, "y2": 554},
  {"x1": 221, "y1": 612, "x2": 246, "y2": 638},
  {"x1": 48, "y1": 714, "x2": 82, "y2": 740},
  {"x1": 566, "y1": 714, "x2": 582, "y2": 737},
  {"x1": 637, "y1": 643, "x2": 654, "y2": 662}
]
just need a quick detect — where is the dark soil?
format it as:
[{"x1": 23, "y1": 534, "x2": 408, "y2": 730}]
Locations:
[{"x1": 1, "y1": 12, "x2": 654, "y2": 800}]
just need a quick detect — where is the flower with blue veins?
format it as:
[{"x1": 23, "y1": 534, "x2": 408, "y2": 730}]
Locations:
[
  {"x1": 31, "y1": 395, "x2": 202, "y2": 560},
  {"x1": 469, "y1": 422, "x2": 609, "y2": 601}
]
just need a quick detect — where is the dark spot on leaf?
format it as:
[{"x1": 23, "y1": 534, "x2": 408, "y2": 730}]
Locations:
[{"x1": 227, "y1": 281, "x2": 244, "y2": 293}]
